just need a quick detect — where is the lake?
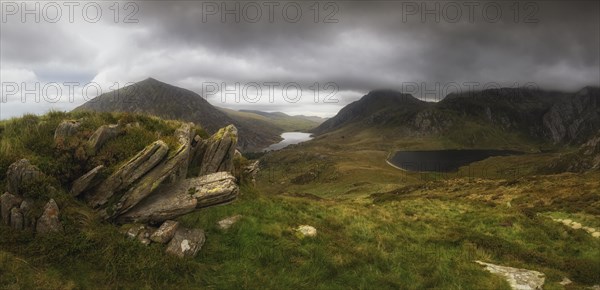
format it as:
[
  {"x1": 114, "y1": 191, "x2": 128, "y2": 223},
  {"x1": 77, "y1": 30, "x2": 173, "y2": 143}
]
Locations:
[
  {"x1": 387, "y1": 149, "x2": 521, "y2": 172},
  {"x1": 264, "y1": 132, "x2": 313, "y2": 151}
]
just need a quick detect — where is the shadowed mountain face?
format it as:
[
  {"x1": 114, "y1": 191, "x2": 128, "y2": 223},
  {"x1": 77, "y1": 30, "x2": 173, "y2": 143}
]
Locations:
[
  {"x1": 312, "y1": 89, "x2": 431, "y2": 135},
  {"x1": 74, "y1": 78, "x2": 279, "y2": 151},
  {"x1": 312, "y1": 87, "x2": 600, "y2": 145}
]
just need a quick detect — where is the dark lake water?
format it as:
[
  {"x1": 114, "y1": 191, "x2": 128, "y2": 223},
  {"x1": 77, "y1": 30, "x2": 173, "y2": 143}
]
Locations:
[
  {"x1": 264, "y1": 132, "x2": 313, "y2": 151},
  {"x1": 387, "y1": 149, "x2": 521, "y2": 172}
]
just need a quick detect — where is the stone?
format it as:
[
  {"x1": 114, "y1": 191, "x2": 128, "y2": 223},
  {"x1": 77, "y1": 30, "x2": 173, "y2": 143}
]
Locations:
[
  {"x1": 54, "y1": 120, "x2": 80, "y2": 141},
  {"x1": 559, "y1": 277, "x2": 572, "y2": 286},
  {"x1": 562, "y1": 219, "x2": 572, "y2": 226},
  {"x1": 296, "y1": 225, "x2": 317, "y2": 238},
  {"x1": 126, "y1": 225, "x2": 146, "y2": 240},
  {"x1": 165, "y1": 228, "x2": 206, "y2": 258},
  {"x1": 217, "y1": 215, "x2": 242, "y2": 230},
  {"x1": 584, "y1": 227, "x2": 596, "y2": 233},
  {"x1": 198, "y1": 125, "x2": 238, "y2": 176},
  {"x1": 475, "y1": 261, "x2": 545, "y2": 290},
  {"x1": 108, "y1": 124, "x2": 193, "y2": 218},
  {"x1": 190, "y1": 172, "x2": 239, "y2": 209},
  {"x1": 1, "y1": 192, "x2": 22, "y2": 225},
  {"x1": 150, "y1": 220, "x2": 179, "y2": 244},
  {"x1": 571, "y1": 222, "x2": 582, "y2": 229},
  {"x1": 71, "y1": 165, "x2": 105, "y2": 197},
  {"x1": 117, "y1": 172, "x2": 238, "y2": 224},
  {"x1": 243, "y1": 160, "x2": 260, "y2": 185},
  {"x1": 19, "y1": 200, "x2": 36, "y2": 229},
  {"x1": 86, "y1": 124, "x2": 123, "y2": 155},
  {"x1": 10, "y1": 207, "x2": 24, "y2": 230},
  {"x1": 593, "y1": 232, "x2": 600, "y2": 238},
  {"x1": 36, "y1": 199, "x2": 64, "y2": 234},
  {"x1": 136, "y1": 226, "x2": 156, "y2": 244},
  {"x1": 6, "y1": 159, "x2": 44, "y2": 196},
  {"x1": 85, "y1": 140, "x2": 169, "y2": 208}
]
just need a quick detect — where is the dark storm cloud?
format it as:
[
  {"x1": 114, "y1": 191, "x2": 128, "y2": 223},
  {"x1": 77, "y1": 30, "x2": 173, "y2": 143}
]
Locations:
[{"x1": 1, "y1": 0, "x2": 599, "y2": 119}]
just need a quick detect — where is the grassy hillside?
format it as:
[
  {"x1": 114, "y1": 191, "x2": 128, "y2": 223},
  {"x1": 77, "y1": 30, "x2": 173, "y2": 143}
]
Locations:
[
  {"x1": 1, "y1": 111, "x2": 599, "y2": 289},
  {"x1": 219, "y1": 107, "x2": 324, "y2": 132}
]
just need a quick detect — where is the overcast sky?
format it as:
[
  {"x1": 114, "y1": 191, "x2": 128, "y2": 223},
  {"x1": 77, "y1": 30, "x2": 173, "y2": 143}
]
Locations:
[{"x1": 1, "y1": 1, "x2": 599, "y2": 119}]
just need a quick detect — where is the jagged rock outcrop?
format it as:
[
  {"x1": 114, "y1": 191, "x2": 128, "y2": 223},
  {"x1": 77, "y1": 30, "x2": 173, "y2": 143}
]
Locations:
[
  {"x1": 198, "y1": 125, "x2": 238, "y2": 176},
  {"x1": 0, "y1": 192, "x2": 22, "y2": 225},
  {"x1": 87, "y1": 124, "x2": 123, "y2": 154},
  {"x1": 243, "y1": 160, "x2": 260, "y2": 185},
  {"x1": 36, "y1": 199, "x2": 64, "y2": 234},
  {"x1": 85, "y1": 141, "x2": 169, "y2": 208},
  {"x1": 106, "y1": 123, "x2": 194, "y2": 219},
  {"x1": 475, "y1": 261, "x2": 545, "y2": 290},
  {"x1": 116, "y1": 172, "x2": 238, "y2": 224},
  {"x1": 547, "y1": 130, "x2": 600, "y2": 172},
  {"x1": 54, "y1": 120, "x2": 80, "y2": 141},
  {"x1": 1, "y1": 192, "x2": 22, "y2": 226},
  {"x1": 6, "y1": 159, "x2": 44, "y2": 196},
  {"x1": 71, "y1": 165, "x2": 105, "y2": 197},
  {"x1": 165, "y1": 228, "x2": 206, "y2": 258},
  {"x1": 542, "y1": 87, "x2": 600, "y2": 144}
]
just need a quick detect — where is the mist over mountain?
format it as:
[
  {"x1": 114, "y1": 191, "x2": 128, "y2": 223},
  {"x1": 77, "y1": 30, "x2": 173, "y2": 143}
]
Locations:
[{"x1": 313, "y1": 87, "x2": 600, "y2": 145}]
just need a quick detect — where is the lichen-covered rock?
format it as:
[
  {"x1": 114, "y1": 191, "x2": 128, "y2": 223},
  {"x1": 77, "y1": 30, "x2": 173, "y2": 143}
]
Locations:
[
  {"x1": 85, "y1": 140, "x2": 169, "y2": 208},
  {"x1": 107, "y1": 124, "x2": 193, "y2": 218},
  {"x1": 198, "y1": 125, "x2": 238, "y2": 175},
  {"x1": 1, "y1": 192, "x2": 22, "y2": 225},
  {"x1": 116, "y1": 172, "x2": 238, "y2": 224},
  {"x1": 150, "y1": 220, "x2": 180, "y2": 244},
  {"x1": 191, "y1": 172, "x2": 239, "y2": 209},
  {"x1": 475, "y1": 261, "x2": 545, "y2": 290},
  {"x1": 6, "y1": 159, "x2": 44, "y2": 196},
  {"x1": 71, "y1": 165, "x2": 105, "y2": 197},
  {"x1": 10, "y1": 208, "x2": 24, "y2": 230},
  {"x1": 296, "y1": 225, "x2": 317, "y2": 238},
  {"x1": 165, "y1": 228, "x2": 205, "y2": 258},
  {"x1": 125, "y1": 224, "x2": 146, "y2": 240},
  {"x1": 36, "y1": 199, "x2": 64, "y2": 234},
  {"x1": 54, "y1": 120, "x2": 80, "y2": 141},
  {"x1": 86, "y1": 124, "x2": 123, "y2": 155}
]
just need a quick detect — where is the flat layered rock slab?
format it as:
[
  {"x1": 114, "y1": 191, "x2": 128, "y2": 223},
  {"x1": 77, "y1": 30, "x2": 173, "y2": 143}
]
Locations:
[
  {"x1": 115, "y1": 172, "x2": 238, "y2": 224},
  {"x1": 475, "y1": 261, "x2": 545, "y2": 290},
  {"x1": 115, "y1": 185, "x2": 197, "y2": 224}
]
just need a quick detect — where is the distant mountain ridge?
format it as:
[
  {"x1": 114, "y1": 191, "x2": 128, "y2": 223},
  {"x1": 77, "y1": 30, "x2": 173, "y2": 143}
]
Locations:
[
  {"x1": 74, "y1": 78, "x2": 279, "y2": 151},
  {"x1": 312, "y1": 87, "x2": 600, "y2": 146}
]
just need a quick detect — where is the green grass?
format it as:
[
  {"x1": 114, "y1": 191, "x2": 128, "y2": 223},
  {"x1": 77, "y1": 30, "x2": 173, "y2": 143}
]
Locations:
[{"x1": 1, "y1": 111, "x2": 599, "y2": 289}]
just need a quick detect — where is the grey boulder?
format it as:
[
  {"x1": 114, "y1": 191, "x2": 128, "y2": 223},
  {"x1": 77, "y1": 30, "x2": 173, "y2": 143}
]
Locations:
[
  {"x1": 1, "y1": 192, "x2": 22, "y2": 225},
  {"x1": 150, "y1": 220, "x2": 180, "y2": 244},
  {"x1": 54, "y1": 120, "x2": 80, "y2": 141},
  {"x1": 165, "y1": 228, "x2": 206, "y2": 258},
  {"x1": 6, "y1": 159, "x2": 44, "y2": 196},
  {"x1": 36, "y1": 199, "x2": 64, "y2": 234}
]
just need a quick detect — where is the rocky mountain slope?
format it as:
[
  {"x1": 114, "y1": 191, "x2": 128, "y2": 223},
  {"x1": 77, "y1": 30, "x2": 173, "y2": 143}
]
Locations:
[
  {"x1": 0, "y1": 111, "x2": 249, "y2": 259},
  {"x1": 74, "y1": 78, "x2": 279, "y2": 151},
  {"x1": 312, "y1": 87, "x2": 600, "y2": 146}
]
